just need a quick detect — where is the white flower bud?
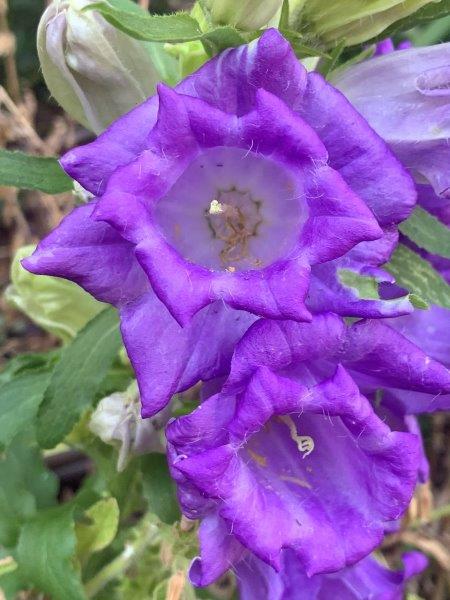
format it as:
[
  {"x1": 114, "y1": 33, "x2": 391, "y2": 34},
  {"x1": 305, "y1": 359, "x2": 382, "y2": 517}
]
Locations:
[
  {"x1": 89, "y1": 383, "x2": 170, "y2": 471},
  {"x1": 38, "y1": 0, "x2": 176, "y2": 133},
  {"x1": 205, "y1": 0, "x2": 284, "y2": 31}
]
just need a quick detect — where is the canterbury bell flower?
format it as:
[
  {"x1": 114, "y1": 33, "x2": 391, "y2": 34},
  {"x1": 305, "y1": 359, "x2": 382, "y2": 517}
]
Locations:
[
  {"x1": 167, "y1": 314, "x2": 450, "y2": 584},
  {"x1": 24, "y1": 30, "x2": 416, "y2": 418},
  {"x1": 334, "y1": 42, "x2": 450, "y2": 199}
]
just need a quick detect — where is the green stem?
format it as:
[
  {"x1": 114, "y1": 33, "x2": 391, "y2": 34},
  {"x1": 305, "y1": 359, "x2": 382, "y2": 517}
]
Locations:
[{"x1": 84, "y1": 519, "x2": 159, "y2": 598}]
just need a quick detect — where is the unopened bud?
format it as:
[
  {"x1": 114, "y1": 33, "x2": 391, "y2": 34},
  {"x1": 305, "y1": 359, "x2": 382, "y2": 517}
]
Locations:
[
  {"x1": 204, "y1": 0, "x2": 283, "y2": 31},
  {"x1": 38, "y1": 0, "x2": 177, "y2": 133},
  {"x1": 5, "y1": 245, "x2": 104, "y2": 343},
  {"x1": 89, "y1": 383, "x2": 171, "y2": 471},
  {"x1": 297, "y1": 0, "x2": 435, "y2": 45}
]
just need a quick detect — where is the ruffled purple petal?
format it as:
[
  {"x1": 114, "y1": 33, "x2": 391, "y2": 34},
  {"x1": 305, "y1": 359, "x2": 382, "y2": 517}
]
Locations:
[
  {"x1": 343, "y1": 319, "x2": 450, "y2": 396},
  {"x1": 60, "y1": 29, "x2": 306, "y2": 194},
  {"x1": 22, "y1": 202, "x2": 148, "y2": 306},
  {"x1": 189, "y1": 515, "x2": 245, "y2": 587},
  {"x1": 376, "y1": 305, "x2": 450, "y2": 414},
  {"x1": 120, "y1": 295, "x2": 255, "y2": 417},
  {"x1": 168, "y1": 314, "x2": 421, "y2": 577},
  {"x1": 177, "y1": 29, "x2": 307, "y2": 116},
  {"x1": 299, "y1": 72, "x2": 416, "y2": 226},
  {"x1": 61, "y1": 96, "x2": 159, "y2": 195},
  {"x1": 237, "y1": 550, "x2": 427, "y2": 600}
]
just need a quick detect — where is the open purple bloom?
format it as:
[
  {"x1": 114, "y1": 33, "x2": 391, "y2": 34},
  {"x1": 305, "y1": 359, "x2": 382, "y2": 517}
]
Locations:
[
  {"x1": 236, "y1": 549, "x2": 427, "y2": 600},
  {"x1": 334, "y1": 43, "x2": 450, "y2": 198},
  {"x1": 24, "y1": 30, "x2": 416, "y2": 417},
  {"x1": 167, "y1": 314, "x2": 450, "y2": 584}
]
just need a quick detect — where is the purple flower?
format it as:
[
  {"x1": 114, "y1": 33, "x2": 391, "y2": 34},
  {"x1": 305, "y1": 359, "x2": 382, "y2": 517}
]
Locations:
[
  {"x1": 24, "y1": 30, "x2": 416, "y2": 417},
  {"x1": 334, "y1": 43, "x2": 450, "y2": 198},
  {"x1": 382, "y1": 304, "x2": 450, "y2": 415},
  {"x1": 236, "y1": 549, "x2": 427, "y2": 600},
  {"x1": 167, "y1": 314, "x2": 450, "y2": 584}
]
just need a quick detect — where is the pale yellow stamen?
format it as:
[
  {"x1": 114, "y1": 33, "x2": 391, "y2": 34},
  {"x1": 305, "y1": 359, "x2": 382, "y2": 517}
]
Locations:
[
  {"x1": 278, "y1": 415, "x2": 315, "y2": 458},
  {"x1": 208, "y1": 199, "x2": 224, "y2": 215}
]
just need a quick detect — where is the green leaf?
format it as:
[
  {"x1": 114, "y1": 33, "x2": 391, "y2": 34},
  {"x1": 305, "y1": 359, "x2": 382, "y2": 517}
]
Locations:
[
  {"x1": 339, "y1": 270, "x2": 380, "y2": 299},
  {"x1": 17, "y1": 504, "x2": 86, "y2": 600},
  {"x1": 279, "y1": 0, "x2": 290, "y2": 30},
  {"x1": 317, "y1": 39, "x2": 346, "y2": 77},
  {"x1": 367, "y1": 0, "x2": 450, "y2": 43},
  {"x1": 140, "y1": 454, "x2": 181, "y2": 525},
  {"x1": 37, "y1": 308, "x2": 122, "y2": 449},
  {"x1": 7, "y1": 245, "x2": 105, "y2": 343},
  {"x1": 386, "y1": 244, "x2": 450, "y2": 308},
  {"x1": 75, "y1": 498, "x2": 119, "y2": 560},
  {"x1": 201, "y1": 26, "x2": 247, "y2": 55},
  {"x1": 0, "y1": 370, "x2": 52, "y2": 448},
  {"x1": 85, "y1": 4, "x2": 203, "y2": 42},
  {"x1": 280, "y1": 29, "x2": 329, "y2": 58},
  {"x1": 399, "y1": 206, "x2": 450, "y2": 258},
  {"x1": 0, "y1": 350, "x2": 59, "y2": 386},
  {"x1": 0, "y1": 149, "x2": 73, "y2": 193},
  {"x1": 0, "y1": 437, "x2": 57, "y2": 548},
  {"x1": 85, "y1": 3, "x2": 248, "y2": 54}
]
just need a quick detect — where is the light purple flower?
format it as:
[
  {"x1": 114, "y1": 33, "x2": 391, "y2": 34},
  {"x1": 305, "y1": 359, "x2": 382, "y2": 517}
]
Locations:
[
  {"x1": 236, "y1": 549, "x2": 427, "y2": 600},
  {"x1": 167, "y1": 314, "x2": 450, "y2": 584},
  {"x1": 24, "y1": 30, "x2": 416, "y2": 417},
  {"x1": 334, "y1": 43, "x2": 450, "y2": 198}
]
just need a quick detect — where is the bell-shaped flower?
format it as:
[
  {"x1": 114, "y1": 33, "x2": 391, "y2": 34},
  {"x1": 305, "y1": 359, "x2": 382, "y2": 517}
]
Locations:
[
  {"x1": 334, "y1": 43, "x2": 450, "y2": 199},
  {"x1": 25, "y1": 30, "x2": 416, "y2": 417},
  {"x1": 167, "y1": 314, "x2": 450, "y2": 584}
]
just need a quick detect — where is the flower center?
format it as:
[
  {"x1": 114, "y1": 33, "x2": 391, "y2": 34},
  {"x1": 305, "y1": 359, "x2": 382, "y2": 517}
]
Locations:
[
  {"x1": 206, "y1": 188, "x2": 263, "y2": 270},
  {"x1": 154, "y1": 147, "x2": 304, "y2": 272}
]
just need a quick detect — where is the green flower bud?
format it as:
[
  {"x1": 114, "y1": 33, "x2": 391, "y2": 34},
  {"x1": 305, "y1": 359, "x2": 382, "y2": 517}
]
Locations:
[
  {"x1": 297, "y1": 0, "x2": 436, "y2": 45},
  {"x1": 164, "y1": 40, "x2": 208, "y2": 79},
  {"x1": 5, "y1": 245, "x2": 104, "y2": 342},
  {"x1": 38, "y1": 0, "x2": 177, "y2": 133},
  {"x1": 204, "y1": 0, "x2": 284, "y2": 30}
]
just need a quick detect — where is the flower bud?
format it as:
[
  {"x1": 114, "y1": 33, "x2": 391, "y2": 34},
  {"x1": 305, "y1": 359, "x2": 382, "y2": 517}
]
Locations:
[
  {"x1": 5, "y1": 245, "x2": 104, "y2": 342},
  {"x1": 38, "y1": 0, "x2": 177, "y2": 133},
  {"x1": 89, "y1": 383, "x2": 170, "y2": 471},
  {"x1": 297, "y1": 0, "x2": 435, "y2": 45},
  {"x1": 204, "y1": 0, "x2": 284, "y2": 30}
]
